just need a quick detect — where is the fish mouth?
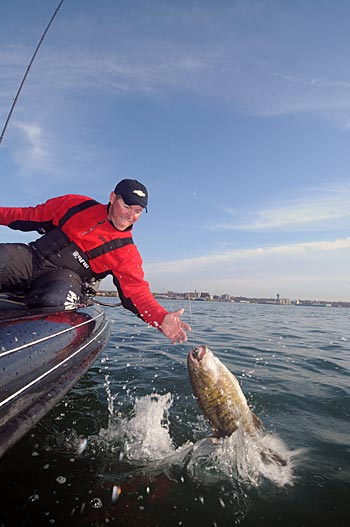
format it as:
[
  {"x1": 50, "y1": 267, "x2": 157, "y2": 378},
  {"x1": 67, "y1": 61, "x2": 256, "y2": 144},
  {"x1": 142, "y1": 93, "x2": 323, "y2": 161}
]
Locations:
[{"x1": 189, "y1": 345, "x2": 207, "y2": 363}]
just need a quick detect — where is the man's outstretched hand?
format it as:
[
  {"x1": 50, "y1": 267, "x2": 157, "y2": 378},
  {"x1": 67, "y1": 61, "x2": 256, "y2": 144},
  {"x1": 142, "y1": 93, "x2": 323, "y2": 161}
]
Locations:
[{"x1": 160, "y1": 308, "x2": 191, "y2": 344}]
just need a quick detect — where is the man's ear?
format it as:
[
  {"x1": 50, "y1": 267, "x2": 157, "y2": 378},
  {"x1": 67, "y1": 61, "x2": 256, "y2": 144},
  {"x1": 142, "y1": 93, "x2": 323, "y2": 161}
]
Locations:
[{"x1": 109, "y1": 191, "x2": 116, "y2": 204}]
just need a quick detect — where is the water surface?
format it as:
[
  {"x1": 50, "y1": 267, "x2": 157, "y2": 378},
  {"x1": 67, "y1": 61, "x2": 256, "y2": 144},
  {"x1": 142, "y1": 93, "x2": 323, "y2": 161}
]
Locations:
[{"x1": 0, "y1": 301, "x2": 349, "y2": 526}]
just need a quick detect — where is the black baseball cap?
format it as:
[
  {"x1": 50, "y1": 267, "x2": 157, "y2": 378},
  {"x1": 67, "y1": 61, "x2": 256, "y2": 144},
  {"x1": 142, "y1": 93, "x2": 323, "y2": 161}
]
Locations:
[{"x1": 114, "y1": 179, "x2": 148, "y2": 211}]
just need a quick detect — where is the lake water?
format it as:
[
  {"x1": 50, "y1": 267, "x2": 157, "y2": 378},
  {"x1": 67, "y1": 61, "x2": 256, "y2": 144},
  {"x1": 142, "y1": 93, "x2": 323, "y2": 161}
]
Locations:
[{"x1": 0, "y1": 301, "x2": 349, "y2": 526}]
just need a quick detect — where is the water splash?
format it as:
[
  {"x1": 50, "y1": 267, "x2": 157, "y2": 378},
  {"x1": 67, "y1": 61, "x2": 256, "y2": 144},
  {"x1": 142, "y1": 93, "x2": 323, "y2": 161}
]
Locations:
[
  {"x1": 184, "y1": 425, "x2": 299, "y2": 488},
  {"x1": 121, "y1": 393, "x2": 176, "y2": 462},
  {"x1": 213, "y1": 430, "x2": 298, "y2": 488},
  {"x1": 97, "y1": 391, "x2": 176, "y2": 464},
  {"x1": 98, "y1": 389, "x2": 297, "y2": 488}
]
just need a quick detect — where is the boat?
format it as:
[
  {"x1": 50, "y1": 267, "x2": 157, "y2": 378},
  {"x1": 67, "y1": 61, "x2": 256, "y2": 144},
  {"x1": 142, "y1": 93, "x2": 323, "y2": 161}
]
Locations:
[{"x1": 0, "y1": 293, "x2": 111, "y2": 458}]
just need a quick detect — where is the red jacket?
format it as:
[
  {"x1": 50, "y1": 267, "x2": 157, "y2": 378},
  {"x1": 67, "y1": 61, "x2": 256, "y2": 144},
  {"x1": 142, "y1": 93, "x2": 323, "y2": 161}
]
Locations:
[{"x1": 0, "y1": 194, "x2": 168, "y2": 328}]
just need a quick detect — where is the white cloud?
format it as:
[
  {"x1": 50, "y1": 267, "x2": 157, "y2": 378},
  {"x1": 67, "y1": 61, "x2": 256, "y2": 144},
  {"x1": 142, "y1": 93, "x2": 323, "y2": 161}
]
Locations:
[
  {"x1": 11, "y1": 121, "x2": 51, "y2": 174},
  {"x1": 144, "y1": 238, "x2": 350, "y2": 301},
  {"x1": 271, "y1": 72, "x2": 350, "y2": 91},
  {"x1": 15, "y1": 122, "x2": 46, "y2": 158},
  {"x1": 2, "y1": 3, "x2": 350, "y2": 127},
  {"x1": 23, "y1": 50, "x2": 215, "y2": 98},
  {"x1": 216, "y1": 184, "x2": 350, "y2": 232},
  {"x1": 145, "y1": 238, "x2": 350, "y2": 274}
]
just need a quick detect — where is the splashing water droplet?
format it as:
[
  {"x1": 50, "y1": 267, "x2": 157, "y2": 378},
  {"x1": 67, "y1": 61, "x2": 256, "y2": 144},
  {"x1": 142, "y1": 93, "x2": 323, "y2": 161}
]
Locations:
[
  {"x1": 111, "y1": 485, "x2": 121, "y2": 503},
  {"x1": 90, "y1": 497, "x2": 103, "y2": 509}
]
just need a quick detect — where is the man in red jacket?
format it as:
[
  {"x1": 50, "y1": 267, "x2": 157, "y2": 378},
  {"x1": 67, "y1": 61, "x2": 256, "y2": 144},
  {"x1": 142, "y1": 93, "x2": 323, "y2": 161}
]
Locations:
[{"x1": 0, "y1": 179, "x2": 191, "y2": 344}]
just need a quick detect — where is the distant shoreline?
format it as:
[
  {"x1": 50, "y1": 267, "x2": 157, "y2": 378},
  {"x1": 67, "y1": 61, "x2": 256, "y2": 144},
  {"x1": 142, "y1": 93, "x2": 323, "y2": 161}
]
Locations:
[{"x1": 96, "y1": 290, "x2": 350, "y2": 308}]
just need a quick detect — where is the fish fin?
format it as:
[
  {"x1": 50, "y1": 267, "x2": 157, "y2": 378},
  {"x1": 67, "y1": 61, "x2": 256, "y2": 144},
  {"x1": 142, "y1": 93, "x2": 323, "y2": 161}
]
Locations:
[
  {"x1": 252, "y1": 412, "x2": 264, "y2": 431},
  {"x1": 260, "y1": 449, "x2": 287, "y2": 467},
  {"x1": 208, "y1": 436, "x2": 222, "y2": 445}
]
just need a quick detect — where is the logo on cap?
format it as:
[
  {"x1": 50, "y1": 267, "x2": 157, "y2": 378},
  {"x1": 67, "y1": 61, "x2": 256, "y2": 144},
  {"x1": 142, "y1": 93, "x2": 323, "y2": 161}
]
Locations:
[{"x1": 133, "y1": 189, "x2": 146, "y2": 197}]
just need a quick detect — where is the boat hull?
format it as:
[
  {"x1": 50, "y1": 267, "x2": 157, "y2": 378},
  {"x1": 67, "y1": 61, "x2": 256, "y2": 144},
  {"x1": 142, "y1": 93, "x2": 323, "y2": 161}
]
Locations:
[{"x1": 0, "y1": 295, "x2": 110, "y2": 457}]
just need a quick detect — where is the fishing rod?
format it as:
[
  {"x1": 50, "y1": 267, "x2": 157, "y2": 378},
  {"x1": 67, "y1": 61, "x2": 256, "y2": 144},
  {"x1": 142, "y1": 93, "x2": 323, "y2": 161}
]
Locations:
[{"x1": 0, "y1": 0, "x2": 65, "y2": 145}]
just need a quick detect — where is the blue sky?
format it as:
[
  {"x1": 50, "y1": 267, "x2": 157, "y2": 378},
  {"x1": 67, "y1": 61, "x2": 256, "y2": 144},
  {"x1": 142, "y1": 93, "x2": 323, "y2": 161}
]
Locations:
[{"x1": 1, "y1": 0, "x2": 350, "y2": 301}]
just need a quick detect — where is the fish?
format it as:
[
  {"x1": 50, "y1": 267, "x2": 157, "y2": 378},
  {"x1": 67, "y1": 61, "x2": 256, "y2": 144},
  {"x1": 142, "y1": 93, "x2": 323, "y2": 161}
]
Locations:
[
  {"x1": 187, "y1": 345, "x2": 287, "y2": 467},
  {"x1": 187, "y1": 345, "x2": 262, "y2": 438}
]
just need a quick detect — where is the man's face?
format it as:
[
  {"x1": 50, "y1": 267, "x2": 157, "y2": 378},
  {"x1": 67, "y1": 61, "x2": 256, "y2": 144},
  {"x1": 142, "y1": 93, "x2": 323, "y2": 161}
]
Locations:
[{"x1": 108, "y1": 192, "x2": 144, "y2": 230}]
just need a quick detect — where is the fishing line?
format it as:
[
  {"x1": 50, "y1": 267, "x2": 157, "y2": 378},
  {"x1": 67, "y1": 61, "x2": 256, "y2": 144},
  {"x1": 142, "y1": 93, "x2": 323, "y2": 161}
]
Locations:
[
  {"x1": 180, "y1": 238, "x2": 198, "y2": 348},
  {"x1": 168, "y1": 141, "x2": 197, "y2": 347},
  {"x1": 0, "y1": 0, "x2": 65, "y2": 145}
]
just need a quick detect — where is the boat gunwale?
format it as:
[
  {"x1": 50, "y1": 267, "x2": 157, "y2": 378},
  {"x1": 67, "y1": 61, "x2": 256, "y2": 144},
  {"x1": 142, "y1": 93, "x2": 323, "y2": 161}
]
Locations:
[{"x1": 0, "y1": 310, "x2": 104, "y2": 358}]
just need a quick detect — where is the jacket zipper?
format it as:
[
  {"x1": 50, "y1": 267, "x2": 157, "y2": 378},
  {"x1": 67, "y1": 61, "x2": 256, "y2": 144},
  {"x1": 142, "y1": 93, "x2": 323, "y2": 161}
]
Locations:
[{"x1": 81, "y1": 219, "x2": 107, "y2": 236}]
